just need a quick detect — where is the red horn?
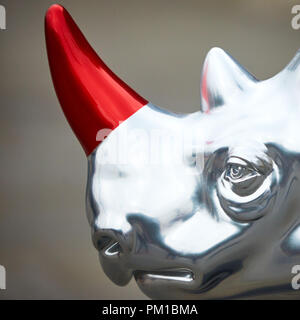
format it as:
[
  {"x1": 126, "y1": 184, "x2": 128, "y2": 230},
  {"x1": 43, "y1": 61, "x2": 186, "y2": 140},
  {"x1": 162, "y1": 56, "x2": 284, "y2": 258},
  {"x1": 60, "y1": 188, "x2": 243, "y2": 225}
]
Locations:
[{"x1": 45, "y1": 4, "x2": 148, "y2": 155}]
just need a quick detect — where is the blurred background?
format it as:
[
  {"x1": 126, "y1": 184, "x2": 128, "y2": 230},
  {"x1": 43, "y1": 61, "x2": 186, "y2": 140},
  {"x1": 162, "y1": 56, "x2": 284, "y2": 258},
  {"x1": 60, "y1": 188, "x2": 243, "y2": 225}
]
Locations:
[{"x1": 0, "y1": 0, "x2": 299, "y2": 299}]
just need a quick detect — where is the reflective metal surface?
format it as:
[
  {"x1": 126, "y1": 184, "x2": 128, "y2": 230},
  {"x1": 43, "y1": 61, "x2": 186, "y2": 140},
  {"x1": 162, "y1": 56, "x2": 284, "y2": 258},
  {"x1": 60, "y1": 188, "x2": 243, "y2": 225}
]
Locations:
[
  {"x1": 46, "y1": 5, "x2": 300, "y2": 300},
  {"x1": 86, "y1": 49, "x2": 300, "y2": 299}
]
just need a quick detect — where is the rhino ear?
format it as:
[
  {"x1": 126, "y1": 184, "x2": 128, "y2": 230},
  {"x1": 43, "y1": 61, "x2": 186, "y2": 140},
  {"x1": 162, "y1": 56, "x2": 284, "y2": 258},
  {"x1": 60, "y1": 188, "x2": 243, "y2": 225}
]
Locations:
[{"x1": 200, "y1": 48, "x2": 258, "y2": 113}]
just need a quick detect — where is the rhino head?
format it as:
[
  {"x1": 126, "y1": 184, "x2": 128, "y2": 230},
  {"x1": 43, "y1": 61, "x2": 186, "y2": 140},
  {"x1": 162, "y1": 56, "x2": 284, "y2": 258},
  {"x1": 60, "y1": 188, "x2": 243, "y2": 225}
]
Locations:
[{"x1": 45, "y1": 5, "x2": 300, "y2": 299}]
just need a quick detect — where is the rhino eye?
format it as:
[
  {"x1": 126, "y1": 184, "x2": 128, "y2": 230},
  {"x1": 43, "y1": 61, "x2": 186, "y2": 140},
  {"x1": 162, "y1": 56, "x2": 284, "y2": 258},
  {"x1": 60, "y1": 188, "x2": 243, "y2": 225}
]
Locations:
[
  {"x1": 225, "y1": 164, "x2": 258, "y2": 183},
  {"x1": 222, "y1": 157, "x2": 266, "y2": 197},
  {"x1": 217, "y1": 154, "x2": 275, "y2": 221}
]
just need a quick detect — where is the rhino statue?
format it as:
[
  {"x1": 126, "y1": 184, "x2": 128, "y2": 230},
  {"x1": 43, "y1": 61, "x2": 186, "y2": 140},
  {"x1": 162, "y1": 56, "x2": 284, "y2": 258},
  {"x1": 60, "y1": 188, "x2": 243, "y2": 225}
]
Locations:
[{"x1": 45, "y1": 4, "x2": 300, "y2": 299}]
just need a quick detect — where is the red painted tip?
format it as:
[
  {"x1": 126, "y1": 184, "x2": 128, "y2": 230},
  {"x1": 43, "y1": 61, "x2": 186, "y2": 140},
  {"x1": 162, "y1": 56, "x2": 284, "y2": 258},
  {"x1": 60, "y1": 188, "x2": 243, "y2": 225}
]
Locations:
[{"x1": 45, "y1": 4, "x2": 147, "y2": 155}]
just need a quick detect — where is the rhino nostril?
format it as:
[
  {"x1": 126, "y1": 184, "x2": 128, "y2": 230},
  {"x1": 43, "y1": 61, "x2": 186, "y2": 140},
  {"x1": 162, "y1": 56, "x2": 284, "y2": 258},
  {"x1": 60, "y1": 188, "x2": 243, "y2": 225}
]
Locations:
[
  {"x1": 105, "y1": 241, "x2": 122, "y2": 256},
  {"x1": 96, "y1": 235, "x2": 123, "y2": 256},
  {"x1": 97, "y1": 236, "x2": 112, "y2": 250}
]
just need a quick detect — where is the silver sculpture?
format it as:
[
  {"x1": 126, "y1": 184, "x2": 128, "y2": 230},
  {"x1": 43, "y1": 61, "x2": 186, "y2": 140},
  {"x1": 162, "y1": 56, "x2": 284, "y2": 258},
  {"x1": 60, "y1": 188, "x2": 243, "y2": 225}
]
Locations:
[{"x1": 46, "y1": 5, "x2": 300, "y2": 299}]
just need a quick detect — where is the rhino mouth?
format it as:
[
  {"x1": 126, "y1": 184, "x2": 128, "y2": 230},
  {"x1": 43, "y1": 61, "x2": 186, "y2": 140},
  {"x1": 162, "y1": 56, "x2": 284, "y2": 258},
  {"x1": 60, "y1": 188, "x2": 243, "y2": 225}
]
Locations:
[
  {"x1": 134, "y1": 268, "x2": 194, "y2": 283},
  {"x1": 134, "y1": 267, "x2": 233, "y2": 298}
]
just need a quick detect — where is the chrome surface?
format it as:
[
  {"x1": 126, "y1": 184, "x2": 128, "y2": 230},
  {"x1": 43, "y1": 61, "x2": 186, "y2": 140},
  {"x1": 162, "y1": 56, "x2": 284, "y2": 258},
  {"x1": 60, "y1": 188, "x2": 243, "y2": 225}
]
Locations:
[{"x1": 86, "y1": 48, "x2": 300, "y2": 299}]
